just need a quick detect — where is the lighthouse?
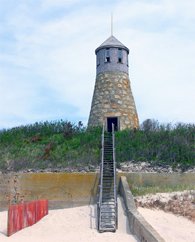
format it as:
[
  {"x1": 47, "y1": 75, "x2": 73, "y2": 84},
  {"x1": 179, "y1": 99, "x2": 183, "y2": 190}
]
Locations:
[{"x1": 88, "y1": 35, "x2": 139, "y2": 132}]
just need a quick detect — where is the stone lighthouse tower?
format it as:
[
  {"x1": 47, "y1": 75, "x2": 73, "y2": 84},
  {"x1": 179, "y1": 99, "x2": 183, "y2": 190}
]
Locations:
[{"x1": 88, "y1": 35, "x2": 139, "y2": 131}]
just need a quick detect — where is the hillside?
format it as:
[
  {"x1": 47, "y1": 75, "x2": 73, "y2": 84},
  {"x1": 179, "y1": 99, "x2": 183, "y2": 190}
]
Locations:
[{"x1": 0, "y1": 119, "x2": 194, "y2": 172}]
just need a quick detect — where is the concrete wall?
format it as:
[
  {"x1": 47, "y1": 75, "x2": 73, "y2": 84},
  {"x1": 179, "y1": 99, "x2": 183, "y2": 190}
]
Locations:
[
  {"x1": 122, "y1": 172, "x2": 195, "y2": 187},
  {"x1": 96, "y1": 48, "x2": 129, "y2": 74},
  {"x1": 119, "y1": 176, "x2": 165, "y2": 242},
  {"x1": 0, "y1": 173, "x2": 99, "y2": 210},
  {"x1": 1, "y1": 172, "x2": 194, "y2": 211}
]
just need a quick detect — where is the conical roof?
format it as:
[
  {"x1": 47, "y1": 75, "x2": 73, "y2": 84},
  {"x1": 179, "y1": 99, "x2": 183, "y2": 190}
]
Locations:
[{"x1": 95, "y1": 35, "x2": 129, "y2": 54}]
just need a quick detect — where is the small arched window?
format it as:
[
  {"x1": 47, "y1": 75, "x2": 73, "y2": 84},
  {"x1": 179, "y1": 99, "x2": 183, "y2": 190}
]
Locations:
[
  {"x1": 105, "y1": 48, "x2": 110, "y2": 63},
  {"x1": 118, "y1": 48, "x2": 123, "y2": 63}
]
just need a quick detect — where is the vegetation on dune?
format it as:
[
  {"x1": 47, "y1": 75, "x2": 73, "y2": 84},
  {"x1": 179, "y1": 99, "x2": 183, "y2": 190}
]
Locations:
[
  {"x1": 130, "y1": 184, "x2": 195, "y2": 196},
  {"x1": 0, "y1": 119, "x2": 194, "y2": 172},
  {"x1": 116, "y1": 119, "x2": 195, "y2": 170},
  {"x1": 0, "y1": 120, "x2": 101, "y2": 171}
]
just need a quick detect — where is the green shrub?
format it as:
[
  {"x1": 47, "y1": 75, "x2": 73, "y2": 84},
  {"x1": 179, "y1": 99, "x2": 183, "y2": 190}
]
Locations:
[
  {"x1": 0, "y1": 119, "x2": 194, "y2": 171},
  {"x1": 116, "y1": 120, "x2": 195, "y2": 168}
]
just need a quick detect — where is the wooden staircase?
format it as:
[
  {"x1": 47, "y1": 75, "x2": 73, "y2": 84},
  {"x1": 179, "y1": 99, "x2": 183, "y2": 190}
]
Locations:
[{"x1": 97, "y1": 124, "x2": 118, "y2": 232}]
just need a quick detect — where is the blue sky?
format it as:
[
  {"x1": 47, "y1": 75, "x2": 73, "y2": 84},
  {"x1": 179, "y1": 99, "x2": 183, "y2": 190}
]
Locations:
[{"x1": 0, "y1": 0, "x2": 195, "y2": 129}]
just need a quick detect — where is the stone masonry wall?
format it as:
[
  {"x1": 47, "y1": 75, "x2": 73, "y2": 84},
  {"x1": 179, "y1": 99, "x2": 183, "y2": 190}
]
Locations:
[{"x1": 88, "y1": 72, "x2": 139, "y2": 130}]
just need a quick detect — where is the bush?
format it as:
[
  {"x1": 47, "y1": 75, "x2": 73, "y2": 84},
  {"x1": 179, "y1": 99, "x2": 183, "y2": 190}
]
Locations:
[
  {"x1": 116, "y1": 120, "x2": 195, "y2": 168},
  {"x1": 0, "y1": 119, "x2": 194, "y2": 171}
]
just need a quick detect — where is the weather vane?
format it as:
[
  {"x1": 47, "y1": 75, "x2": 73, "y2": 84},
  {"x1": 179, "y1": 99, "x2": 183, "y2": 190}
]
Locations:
[{"x1": 111, "y1": 13, "x2": 113, "y2": 36}]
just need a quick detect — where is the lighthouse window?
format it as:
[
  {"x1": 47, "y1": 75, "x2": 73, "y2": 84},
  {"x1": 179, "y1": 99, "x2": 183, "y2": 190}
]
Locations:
[
  {"x1": 105, "y1": 48, "x2": 110, "y2": 63},
  {"x1": 118, "y1": 48, "x2": 123, "y2": 63}
]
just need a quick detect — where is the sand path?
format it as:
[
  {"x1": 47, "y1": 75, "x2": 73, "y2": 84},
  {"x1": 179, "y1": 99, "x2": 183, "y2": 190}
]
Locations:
[
  {"x1": 138, "y1": 207, "x2": 195, "y2": 242},
  {"x1": 0, "y1": 198, "x2": 138, "y2": 242},
  {"x1": 1, "y1": 197, "x2": 195, "y2": 242}
]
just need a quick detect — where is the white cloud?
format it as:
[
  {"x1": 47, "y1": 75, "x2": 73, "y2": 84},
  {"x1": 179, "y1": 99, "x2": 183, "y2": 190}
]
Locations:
[
  {"x1": 0, "y1": 0, "x2": 195, "y2": 129},
  {"x1": 128, "y1": 30, "x2": 195, "y2": 123}
]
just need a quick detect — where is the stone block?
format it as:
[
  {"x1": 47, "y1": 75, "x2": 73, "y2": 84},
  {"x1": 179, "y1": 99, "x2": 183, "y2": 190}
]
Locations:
[{"x1": 88, "y1": 71, "x2": 139, "y2": 130}]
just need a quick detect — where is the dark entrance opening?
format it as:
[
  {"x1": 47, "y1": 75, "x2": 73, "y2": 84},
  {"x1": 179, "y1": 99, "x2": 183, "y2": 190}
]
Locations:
[{"x1": 107, "y1": 117, "x2": 118, "y2": 132}]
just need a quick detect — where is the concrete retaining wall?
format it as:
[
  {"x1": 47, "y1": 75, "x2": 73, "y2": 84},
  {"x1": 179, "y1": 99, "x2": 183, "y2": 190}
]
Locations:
[
  {"x1": 119, "y1": 176, "x2": 165, "y2": 242},
  {"x1": 0, "y1": 173, "x2": 99, "y2": 210},
  {"x1": 1, "y1": 172, "x2": 194, "y2": 240},
  {"x1": 1, "y1": 172, "x2": 194, "y2": 211},
  {"x1": 122, "y1": 172, "x2": 195, "y2": 187}
]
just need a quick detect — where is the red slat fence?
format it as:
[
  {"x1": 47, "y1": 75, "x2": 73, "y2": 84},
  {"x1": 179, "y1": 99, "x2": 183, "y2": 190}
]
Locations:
[{"x1": 7, "y1": 200, "x2": 48, "y2": 236}]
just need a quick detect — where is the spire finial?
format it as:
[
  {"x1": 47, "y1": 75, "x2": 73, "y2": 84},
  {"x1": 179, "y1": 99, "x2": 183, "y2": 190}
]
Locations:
[{"x1": 111, "y1": 13, "x2": 113, "y2": 36}]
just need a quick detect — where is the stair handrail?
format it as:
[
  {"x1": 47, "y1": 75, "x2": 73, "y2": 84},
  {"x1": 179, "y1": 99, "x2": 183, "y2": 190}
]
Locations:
[
  {"x1": 112, "y1": 123, "x2": 118, "y2": 228},
  {"x1": 98, "y1": 124, "x2": 105, "y2": 222}
]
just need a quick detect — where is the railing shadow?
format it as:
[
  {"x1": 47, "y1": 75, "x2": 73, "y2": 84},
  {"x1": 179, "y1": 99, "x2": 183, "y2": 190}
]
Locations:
[{"x1": 89, "y1": 173, "x2": 99, "y2": 230}]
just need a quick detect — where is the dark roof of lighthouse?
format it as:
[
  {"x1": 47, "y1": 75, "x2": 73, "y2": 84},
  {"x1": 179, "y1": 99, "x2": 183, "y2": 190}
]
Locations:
[{"x1": 95, "y1": 35, "x2": 129, "y2": 54}]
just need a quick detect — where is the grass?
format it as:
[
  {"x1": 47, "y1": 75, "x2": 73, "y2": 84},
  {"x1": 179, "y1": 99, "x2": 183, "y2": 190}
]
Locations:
[
  {"x1": 0, "y1": 121, "x2": 101, "y2": 171},
  {"x1": 115, "y1": 120, "x2": 195, "y2": 169},
  {"x1": 130, "y1": 184, "x2": 195, "y2": 196},
  {"x1": 0, "y1": 119, "x2": 194, "y2": 172}
]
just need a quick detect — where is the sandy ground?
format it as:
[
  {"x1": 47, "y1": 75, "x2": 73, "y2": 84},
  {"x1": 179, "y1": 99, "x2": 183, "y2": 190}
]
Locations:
[
  {"x1": 1, "y1": 197, "x2": 195, "y2": 242},
  {"x1": 0, "y1": 198, "x2": 138, "y2": 242},
  {"x1": 138, "y1": 207, "x2": 195, "y2": 242}
]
